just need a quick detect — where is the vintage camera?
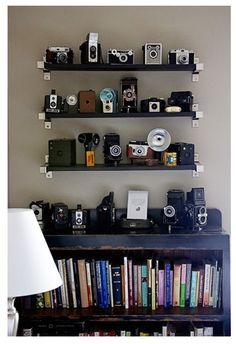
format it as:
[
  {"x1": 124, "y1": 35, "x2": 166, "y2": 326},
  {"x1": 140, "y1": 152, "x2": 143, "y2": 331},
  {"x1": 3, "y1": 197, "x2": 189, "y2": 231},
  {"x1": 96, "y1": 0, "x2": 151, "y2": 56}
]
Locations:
[
  {"x1": 143, "y1": 43, "x2": 162, "y2": 64},
  {"x1": 163, "y1": 189, "x2": 186, "y2": 227},
  {"x1": 100, "y1": 88, "x2": 118, "y2": 113},
  {"x1": 185, "y1": 188, "x2": 208, "y2": 230},
  {"x1": 103, "y1": 133, "x2": 122, "y2": 165},
  {"x1": 70, "y1": 204, "x2": 88, "y2": 231},
  {"x1": 44, "y1": 89, "x2": 63, "y2": 114},
  {"x1": 79, "y1": 32, "x2": 102, "y2": 64},
  {"x1": 78, "y1": 133, "x2": 100, "y2": 167},
  {"x1": 121, "y1": 77, "x2": 138, "y2": 113},
  {"x1": 168, "y1": 91, "x2": 193, "y2": 112},
  {"x1": 48, "y1": 139, "x2": 76, "y2": 167},
  {"x1": 168, "y1": 49, "x2": 195, "y2": 65},
  {"x1": 63, "y1": 94, "x2": 78, "y2": 113},
  {"x1": 96, "y1": 192, "x2": 116, "y2": 231},
  {"x1": 107, "y1": 49, "x2": 134, "y2": 64},
  {"x1": 127, "y1": 141, "x2": 154, "y2": 163},
  {"x1": 140, "y1": 97, "x2": 166, "y2": 112},
  {"x1": 167, "y1": 142, "x2": 194, "y2": 165},
  {"x1": 45, "y1": 47, "x2": 74, "y2": 64},
  {"x1": 78, "y1": 90, "x2": 96, "y2": 113},
  {"x1": 51, "y1": 203, "x2": 69, "y2": 230},
  {"x1": 29, "y1": 200, "x2": 51, "y2": 231}
]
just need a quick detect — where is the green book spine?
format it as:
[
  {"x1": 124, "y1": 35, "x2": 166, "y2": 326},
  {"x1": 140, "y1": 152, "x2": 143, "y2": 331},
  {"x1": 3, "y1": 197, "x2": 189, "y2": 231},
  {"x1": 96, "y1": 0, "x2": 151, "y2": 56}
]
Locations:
[{"x1": 180, "y1": 263, "x2": 187, "y2": 307}]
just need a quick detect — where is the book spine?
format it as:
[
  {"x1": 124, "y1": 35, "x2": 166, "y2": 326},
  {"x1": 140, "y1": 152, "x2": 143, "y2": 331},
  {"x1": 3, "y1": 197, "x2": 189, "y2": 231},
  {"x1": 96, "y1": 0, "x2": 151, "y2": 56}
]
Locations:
[
  {"x1": 137, "y1": 265, "x2": 142, "y2": 307},
  {"x1": 195, "y1": 271, "x2": 200, "y2": 307},
  {"x1": 208, "y1": 265, "x2": 214, "y2": 307},
  {"x1": 147, "y1": 259, "x2": 152, "y2": 308},
  {"x1": 100, "y1": 260, "x2": 108, "y2": 308},
  {"x1": 121, "y1": 264, "x2": 125, "y2": 306},
  {"x1": 112, "y1": 266, "x2": 122, "y2": 306},
  {"x1": 73, "y1": 260, "x2": 81, "y2": 307},
  {"x1": 133, "y1": 264, "x2": 138, "y2": 306},
  {"x1": 109, "y1": 264, "x2": 114, "y2": 308},
  {"x1": 66, "y1": 259, "x2": 73, "y2": 307},
  {"x1": 128, "y1": 259, "x2": 133, "y2": 307},
  {"x1": 151, "y1": 268, "x2": 156, "y2": 310},
  {"x1": 212, "y1": 261, "x2": 218, "y2": 308},
  {"x1": 164, "y1": 262, "x2": 171, "y2": 307},
  {"x1": 43, "y1": 291, "x2": 51, "y2": 308},
  {"x1": 95, "y1": 260, "x2": 103, "y2": 307},
  {"x1": 77, "y1": 259, "x2": 89, "y2": 308},
  {"x1": 141, "y1": 265, "x2": 148, "y2": 307},
  {"x1": 190, "y1": 271, "x2": 197, "y2": 307},
  {"x1": 170, "y1": 269, "x2": 173, "y2": 306},
  {"x1": 173, "y1": 264, "x2": 181, "y2": 306},
  {"x1": 62, "y1": 259, "x2": 69, "y2": 308},
  {"x1": 203, "y1": 263, "x2": 211, "y2": 307},
  {"x1": 198, "y1": 268, "x2": 204, "y2": 306},
  {"x1": 158, "y1": 270, "x2": 164, "y2": 306},
  {"x1": 124, "y1": 257, "x2": 129, "y2": 309},
  {"x1": 155, "y1": 260, "x2": 159, "y2": 308},
  {"x1": 69, "y1": 258, "x2": 78, "y2": 308},
  {"x1": 105, "y1": 260, "x2": 110, "y2": 306},
  {"x1": 217, "y1": 267, "x2": 222, "y2": 308},
  {"x1": 180, "y1": 263, "x2": 186, "y2": 307},
  {"x1": 185, "y1": 263, "x2": 192, "y2": 307},
  {"x1": 90, "y1": 259, "x2": 97, "y2": 306},
  {"x1": 85, "y1": 261, "x2": 93, "y2": 307},
  {"x1": 213, "y1": 269, "x2": 220, "y2": 308}
]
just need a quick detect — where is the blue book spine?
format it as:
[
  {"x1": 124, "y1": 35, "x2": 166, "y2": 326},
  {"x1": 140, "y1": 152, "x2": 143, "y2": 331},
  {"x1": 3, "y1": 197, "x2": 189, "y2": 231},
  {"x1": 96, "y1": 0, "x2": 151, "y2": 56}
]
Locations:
[
  {"x1": 100, "y1": 260, "x2": 108, "y2": 308},
  {"x1": 141, "y1": 265, "x2": 148, "y2": 307},
  {"x1": 95, "y1": 260, "x2": 103, "y2": 307},
  {"x1": 190, "y1": 271, "x2": 197, "y2": 307},
  {"x1": 112, "y1": 266, "x2": 122, "y2": 306},
  {"x1": 164, "y1": 262, "x2": 171, "y2": 308}
]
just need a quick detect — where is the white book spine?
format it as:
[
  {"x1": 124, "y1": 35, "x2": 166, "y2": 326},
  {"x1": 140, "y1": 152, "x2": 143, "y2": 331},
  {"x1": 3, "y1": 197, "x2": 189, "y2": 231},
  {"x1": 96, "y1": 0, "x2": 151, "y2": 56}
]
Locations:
[{"x1": 124, "y1": 257, "x2": 129, "y2": 309}]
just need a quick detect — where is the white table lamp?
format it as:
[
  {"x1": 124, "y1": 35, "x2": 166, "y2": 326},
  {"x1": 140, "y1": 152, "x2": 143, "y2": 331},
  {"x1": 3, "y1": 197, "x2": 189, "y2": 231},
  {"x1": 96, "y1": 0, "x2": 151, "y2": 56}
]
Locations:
[{"x1": 8, "y1": 208, "x2": 62, "y2": 336}]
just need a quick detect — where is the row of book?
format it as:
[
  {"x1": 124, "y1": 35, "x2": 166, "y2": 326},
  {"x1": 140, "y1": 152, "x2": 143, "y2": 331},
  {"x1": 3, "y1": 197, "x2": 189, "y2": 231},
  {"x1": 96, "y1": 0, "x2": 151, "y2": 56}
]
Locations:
[
  {"x1": 22, "y1": 323, "x2": 214, "y2": 336},
  {"x1": 29, "y1": 257, "x2": 222, "y2": 310}
]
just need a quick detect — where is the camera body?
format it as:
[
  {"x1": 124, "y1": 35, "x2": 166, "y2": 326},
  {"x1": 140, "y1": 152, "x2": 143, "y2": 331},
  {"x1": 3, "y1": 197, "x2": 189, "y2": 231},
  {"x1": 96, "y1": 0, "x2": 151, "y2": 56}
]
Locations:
[
  {"x1": 51, "y1": 203, "x2": 69, "y2": 230},
  {"x1": 127, "y1": 141, "x2": 154, "y2": 161},
  {"x1": 107, "y1": 49, "x2": 134, "y2": 64},
  {"x1": 63, "y1": 94, "x2": 78, "y2": 113},
  {"x1": 185, "y1": 188, "x2": 208, "y2": 230},
  {"x1": 46, "y1": 47, "x2": 74, "y2": 64},
  {"x1": 100, "y1": 88, "x2": 118, "y2": 113},
  {"x1": 167, "y1": 142, "x2": 194, "y2": 165},
  {"x1": 168, "y1": 49, "x2": 195, "y2": 65},
  {"x1": 78, "y1": 90, "x2": 96, "y2": 113},
  {"x1": 143, "y1": 43, "x2": 162, "y2": 64},
  {"x1": 29, "y1": 200, "x2": 51, "y2": 231},
  {"x1": 140, "y1": 97, "x2": 166, "y2": 112},
  {"x1": 96, "y1": 192, "x2": 116, "y2": 231},
  {"x1": 48, "y1": 139, "x2": 76, "y2": 167},
  {"x1": 121, "y1": 77, "x2": 138, "y2": 113},
  {"x1": 44, "y1": 89, "x2": 63, "y2": 114},
  {"x1": 103, "y1": 133, "x2": 122, "y2": 165},
  {"x1": 163, "y1": 190, "x2": 186, "y2": 226},
  {"x1": 168, "y1": 91, "x2": 193, "y2": 112},
  {"x1": 70, "y1": 204, "x2": 88, "y2": 230},
  {"x1": 80, "y1": 33, "x2": 101, "y2": 64}
]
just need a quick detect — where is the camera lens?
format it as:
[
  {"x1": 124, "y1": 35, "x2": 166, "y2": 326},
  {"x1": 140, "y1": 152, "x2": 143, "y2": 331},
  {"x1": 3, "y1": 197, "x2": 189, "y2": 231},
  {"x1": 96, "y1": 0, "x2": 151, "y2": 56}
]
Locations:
[
  {"x1": 178, "y1": 53, "x2": 188, "y2": 64},
  {"x1": 199, "y1": 206, "x2": 207, "y2": 214},
  {"x1": 164, "y1": 205, "x2": 175, "y2": 218},
  {"x1": 50, "y1": 101, "x2": 56, "y2": 107},
  {"x1": 151, "y1": 103, "x2": 158, "y2": 110},
  {"x1": 119, "y1": 54, "x2": 128, "y2": 63},
  {"x1": 105, "y1": 105, "x2": 111, "y2": 110},
  {"x1": 150, "y1": 50, "x2": 157, "y2": 59},
  {"x1": 58, "y1": 53, "x2": 67, "y2": 63},
  {"x1": 110, "y1": 145, "x2": 121, "y2": 157},
  {"x1": 34, "y1": 210, "x2": 39, "y2": 216},
  {"x1": 134, "y1": 146, "x2": 145, "y2": 157}
]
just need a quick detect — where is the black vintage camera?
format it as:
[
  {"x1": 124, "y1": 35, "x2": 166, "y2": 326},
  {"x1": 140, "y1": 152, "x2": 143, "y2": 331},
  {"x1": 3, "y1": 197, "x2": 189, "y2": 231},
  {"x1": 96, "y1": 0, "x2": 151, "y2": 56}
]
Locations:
[
  {"x1": 70, "y1": 204, "x2": 88, "y2": 232},
  {"x1": 96, "y1": 192, "x2": 116, "y2": 231},
  {"x1": 46, "y1": 47, "x2": 74, "y2": 64},
  {"x1": 167, "y1": 142, "x2": 194, "y2": 165},
  {"x1": 140, "y1": 98, "x2": 166, "y2": 112},
  {"x1": 168, "y1": 91, "x2": 193, "y2": 112},
  {"x1": 80, "y1": 32, "x2": 102, "y2": 64},
  {"x1": 103, "y1": 133, "x2": 122, "y2": 165},
  {"x1": 29, "y1": 200, "x2": 51, "y2": 231},
  {"x1": 121, "y1": 77, "x2": 138, "y2": 113},
  {"x1": 107, "y1": 49, "x2": 134, "y2": 64},
  {"x1": 163, "y1": 190, "x2": 186, "y2": 227},
  {"x1": 168, "y1": 49, "x2": 195, "y2": 65},
  {"x1": 44, "y1": 89, "x2": 63, "y2": 114},
  {"x1": 78, "y1": 133, "x2": 100, "y2": 166},
  {"x1": 185, "y1": 188, "x2": 208, "y2": 231},
  {"x1": 51, "y1": 203, "x2": 69, "y2": 230}
]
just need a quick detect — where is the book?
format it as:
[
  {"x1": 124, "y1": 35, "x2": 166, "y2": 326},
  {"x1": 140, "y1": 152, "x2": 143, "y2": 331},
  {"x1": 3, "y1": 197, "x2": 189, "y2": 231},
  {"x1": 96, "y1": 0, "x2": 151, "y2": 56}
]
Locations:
[
  {"x1": 128, "y1": 259, "x2": 133, "y2": 307},
  {"x1": 173, "y1": 263, "x2": 181, "y2": 306},
  {"x1": 155, "y1": 260, "x2": 159, "y2": 307},
  {"x1": 190, "y1": 270, "x2": 198, "y2": 307},
  {"x1": 158, "y1": 269, "x2": 165, "y2": 306},
  {"x1": 185, "y1": 262, "x2": 192, "y2": 307},
  {"x1": 43, "y1": 291, "x2": 51, "y2": 308},
  {"x1": 121, "y1": 264, "x2": 125, "y2": 306},
  {"x1": 124, "y1": 257, "x2": 129, "y2": 309},
  {"x1": 105, "y1": 260, "x2": 110, "y2": 306},
  {"x1": 198, "y1": 266, "x2": 205, "y2": 306},
  {"x1": 67, "y1": 258, "x2": 78, "y2": 308},
  {"x1": 195, "y1": 271, "x2": 200, "y2": 307},
  {"x1": 217, "y1": 267, "x2": 222, "y2": 308},
  {"x1": 77, "y1": 259, "x2": 89, "y2": 308},
  {"x1": 141, "y1": 264, "x2": 148, "y2": 307},
  {"x1": 61, "y1": 259, "x2": 69, "y2": 308},
  {"x1": 147, "y1": 258, "x2": 152, "y2": 307},
  {"x1": 133, "y1": 264, "x2": 138, "y2": 306},
  {"x1": 95, "y1": 260, "x2": 103, "y2": 307},
  {"x1": 100, "y1": 260, "x2": 109, "y2": 308},
  {"x1": 85, "y1": 261, "x2": 93, "y2": 307},
  {"x1": 164, "y1": 261, "x2": 171, "y2": 307},
  {"x1": 137, "y1": 265, "x2": 142, "y2": 307},
  {"x1": 203, "y1": 262, "x2": 211, "y2": 307},
  {"x1": 151, "y1": 268, "x2": 156, "y2": 310},
  {"x1": 211, "y1": 261, "x2": 218, "y2": 308},
  {"x1": 180, "y1": 263, "x2": 187, "y2": 307},
  {"x1": 108, "y1": 264, "x2": 114, "y2": 307},
  {"x1": 90, "y1": 259, "x2": 97, "y2": 306},
  {"x1": 57, "y1": 259, "x2": 67, "y2": 308},
  {"x1": 111, "y1": 266, "x2": 122, "y2": 306}
]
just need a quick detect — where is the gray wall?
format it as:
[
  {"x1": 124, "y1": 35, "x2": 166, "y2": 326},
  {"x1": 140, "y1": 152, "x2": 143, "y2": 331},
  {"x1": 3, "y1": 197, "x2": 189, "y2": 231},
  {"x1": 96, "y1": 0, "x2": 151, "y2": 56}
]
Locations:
[{"x1": 8, "y1": 6, "x2": 231, "y2": 231}]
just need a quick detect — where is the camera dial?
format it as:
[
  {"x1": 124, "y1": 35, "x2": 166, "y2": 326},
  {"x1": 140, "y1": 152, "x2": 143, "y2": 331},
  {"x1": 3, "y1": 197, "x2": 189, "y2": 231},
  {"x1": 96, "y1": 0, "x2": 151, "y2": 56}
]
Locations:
[
  {"x1": 164, "y1": 205, "x2": 176, "y2": 218},
  {"x1": 110, "y1": 145, "x2": 122, "y2": 157}
]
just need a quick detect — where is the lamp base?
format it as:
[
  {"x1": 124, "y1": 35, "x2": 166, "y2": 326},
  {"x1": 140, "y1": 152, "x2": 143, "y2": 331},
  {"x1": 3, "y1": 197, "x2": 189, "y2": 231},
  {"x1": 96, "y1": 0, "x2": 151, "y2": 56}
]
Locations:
[{"x1": 8, "y1": 297, "x2": 19, "y2": 336}]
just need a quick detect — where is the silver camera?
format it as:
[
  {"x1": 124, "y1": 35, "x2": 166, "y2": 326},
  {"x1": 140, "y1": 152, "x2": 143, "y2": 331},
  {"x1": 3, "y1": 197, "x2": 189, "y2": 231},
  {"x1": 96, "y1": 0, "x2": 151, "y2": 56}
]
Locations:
[
  {"x1": 143, "y1": 43, "x2": 162, "y2": 64},
  {"x1": 168, "y1": 49, "x2": 195, "y2": 65},
  {"x1": 88, "y1": 32, "x2": 99, "y2": 63}
]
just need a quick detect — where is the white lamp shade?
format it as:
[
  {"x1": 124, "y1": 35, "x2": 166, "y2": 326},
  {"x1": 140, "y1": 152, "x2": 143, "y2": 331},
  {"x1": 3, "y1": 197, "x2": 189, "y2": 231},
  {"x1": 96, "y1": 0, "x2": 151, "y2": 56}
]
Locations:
[{"x1": 8, "y1": 208, "x2": 62, "y2": 297}]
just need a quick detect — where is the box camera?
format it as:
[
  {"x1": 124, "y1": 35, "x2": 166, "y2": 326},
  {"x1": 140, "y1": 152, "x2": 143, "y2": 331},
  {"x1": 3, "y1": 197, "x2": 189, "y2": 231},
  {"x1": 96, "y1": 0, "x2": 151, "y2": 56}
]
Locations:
[
  {"x1": 168, "y1": 49, "x2": 195, "y2": 65},
  {"x1": 168, "y1": 91, "x2": 193, "y2": 112},
  {"x1": 143, "y1": 43, "x2": 162, "y2": 64},
  {"x1": 51, "y1": 203, "x2": 69, "y2": 230},
  {"x1": 48, "y1": 139, "x2": 76, "y2": 167},
  {"x1": 167, "y1": 142, "x2": 194, "y2": 165},
  {"x1": 29, "y1": 200, "x2": 51, "y2": 231},
  {"x1": 70, "y1": 204, "x2": 88, "y2": 230},
  {"x1": 121, "y1": 77, "x2": 138, "y2": 113},
  {"x1": 127, "y1": 141, "x2": 154, "y2": 162},
  {"x1": 140, "y1": 97, "x2": 166, "y2": 112},
  {"x1": 79, "y1": 32, "x2": 102, "y2": 64},
  {"x1": 107, "y1": 49, "x2": 134, "y2": 64},
  {"x1": 103, "y1": 133, "x2": 122, "y2": 165},
  {"x1": 63, "y1": 94, "x2": 78, "y2": 113},
  {"x1": 185, "y1": 188, "x2": 207, "y2": 230},
  {"x1": 78, "y1": 90, "x2": 96, "y2": 113},
  {"x1": 46, "y1": 47, "x2": 74, "y2": 64},
  {"x1": 99, "y1": 88, "x2": 118, "y2": 113},
  {"x1": 78, "y1": 132, "x2": 100, "y2": 167},
  {"x1": 44, "y1": 89, "x2": 63, "y2": 114},
  {"x1": 96, "y1": 192, "x2": 116, "y2": 231},
  {"x1": 163, "y1": 189, "x2": 186, "y2": 226}
]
